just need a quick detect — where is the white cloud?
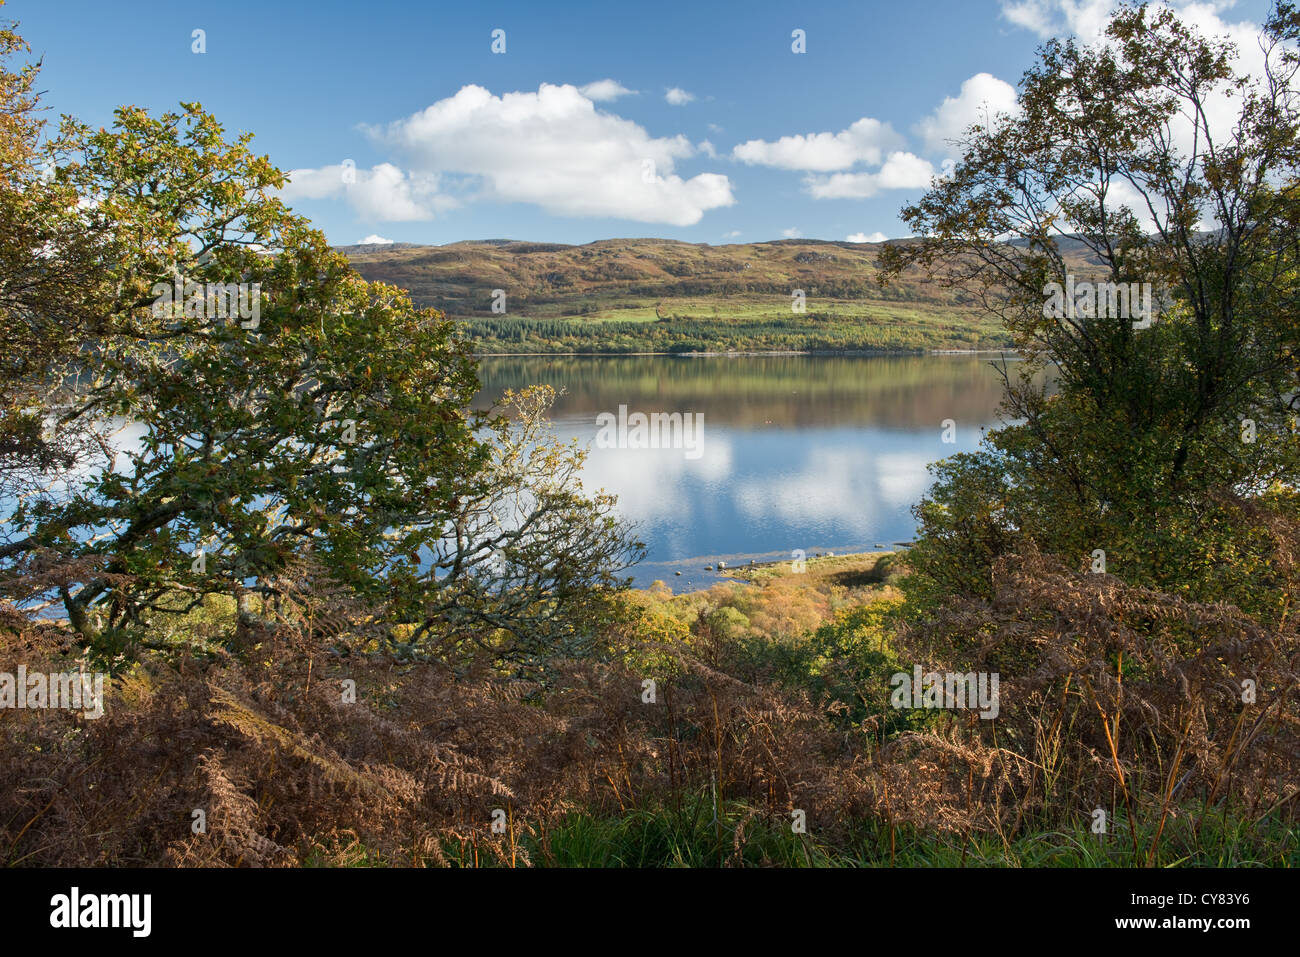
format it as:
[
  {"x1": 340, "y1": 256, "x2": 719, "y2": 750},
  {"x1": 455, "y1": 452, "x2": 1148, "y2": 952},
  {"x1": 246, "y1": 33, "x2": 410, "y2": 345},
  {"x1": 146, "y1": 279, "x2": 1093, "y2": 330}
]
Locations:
[
  {"x1": 358, "y1": 234, "x2": 394, "y2": 245},
  {"x1": 698, "y1": 139, "x2": 718, "y2": 158},
  {"x1": 782, "y1": 227, "x2": 802, "y2": 238},
  {"x1": 665, "y1": 87, "x2": 696, "y2": 105},
  {"x1": 579, "y1": 79, "x2": 636, "y2": 101},
  {"x1": 998, "y1": 0, "x2": 1282, "y2": 233},
  {"x1": 916, "y1": 73, "x2": 1020, "y2": 157},
  {"x1": 280, "y1": 162, "x2": 451, "y2": 221},
  {"x1": 732, "y1": 117, "x2": 903, "y2": 171},
  {"x1": 999, "y1": 0, "x2": 1118, "y2": 42},
  {"x1": 805, "y1": 151, "x2": 936, "y2": 199},
  {"x1": 723, "y1": 230, "x2": 742, "y2": 238},
  {"x1": 846, "y1": 231, "x2": 888, "y2": 243},
  {"x1": 1001, "y1": 0, "x2": 1063, "y2": 37},
  {"x1": 373, "y1": 83, "x2": 734, "y2": 226},
  {"x1": 999, "y1": 1, "x2": 1273, "y2": 102}
]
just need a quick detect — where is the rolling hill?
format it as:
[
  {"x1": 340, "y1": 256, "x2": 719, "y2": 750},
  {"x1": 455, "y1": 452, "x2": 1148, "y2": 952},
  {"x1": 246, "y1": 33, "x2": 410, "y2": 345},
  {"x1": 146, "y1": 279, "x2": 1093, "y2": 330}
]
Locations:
[{"x1": 341, "y1": 237, "x2": 1083, "y2": 354}]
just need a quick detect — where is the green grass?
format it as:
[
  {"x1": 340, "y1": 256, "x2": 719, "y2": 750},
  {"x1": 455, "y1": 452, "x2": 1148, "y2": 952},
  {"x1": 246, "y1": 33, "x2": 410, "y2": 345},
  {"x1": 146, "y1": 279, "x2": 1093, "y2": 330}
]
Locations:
[
  {"x1": 452, "y1": 798, "x2": 1300, "y2": 867},
  {"x1": 238, "y1": 790, "x2": 1300, "y2": 867},
  {"x1": 734, "y1": 550, "x2": 903, "y2": 587},
  {"x1": 457, "y1": 309, "x2": 1009, "y2": 355}
]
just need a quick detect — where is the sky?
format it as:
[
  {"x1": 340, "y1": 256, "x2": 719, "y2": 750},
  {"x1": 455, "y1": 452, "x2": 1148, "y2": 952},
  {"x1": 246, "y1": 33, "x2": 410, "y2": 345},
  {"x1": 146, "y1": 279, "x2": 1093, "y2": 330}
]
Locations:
[{"x1": 9, "y1": 0, "x2": 1281, "y2": 247}]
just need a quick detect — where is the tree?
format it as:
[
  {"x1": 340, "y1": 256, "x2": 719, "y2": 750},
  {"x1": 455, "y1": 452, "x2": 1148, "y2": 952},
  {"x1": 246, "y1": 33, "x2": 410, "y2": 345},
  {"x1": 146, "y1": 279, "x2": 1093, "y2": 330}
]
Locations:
[
  {"x1": 881, "y1": 2, "x2": 1300, "y2": 619},
  {"x1": 0, "y1": 61, "x2": 641, "y2": 666},
  {"x1": 0, "y1": 8, "x2": 111, "y2": 488},
  {"x1": 401, "y1": 385, "x2": 644, "y2": 671}
]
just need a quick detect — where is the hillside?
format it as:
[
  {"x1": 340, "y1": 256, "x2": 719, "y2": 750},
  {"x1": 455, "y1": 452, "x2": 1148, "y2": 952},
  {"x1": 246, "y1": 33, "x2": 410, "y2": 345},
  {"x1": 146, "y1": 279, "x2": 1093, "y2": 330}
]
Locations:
[{"x1": 341, "y1": 238, "x2": 1022, "y2": 354}]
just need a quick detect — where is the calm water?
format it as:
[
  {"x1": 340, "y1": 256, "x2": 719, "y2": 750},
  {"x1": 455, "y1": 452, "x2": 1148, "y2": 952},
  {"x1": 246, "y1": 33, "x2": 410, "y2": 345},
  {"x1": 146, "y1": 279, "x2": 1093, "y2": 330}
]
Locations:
[{"x1": 473, "y1": 354, "x2": 1018, "y2": 590}]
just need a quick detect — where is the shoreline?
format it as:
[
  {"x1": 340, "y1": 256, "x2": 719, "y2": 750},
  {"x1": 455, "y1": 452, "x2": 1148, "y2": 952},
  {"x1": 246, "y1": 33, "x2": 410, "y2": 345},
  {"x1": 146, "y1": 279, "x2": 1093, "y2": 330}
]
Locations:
[
  {"x1": 473, "y1": 348, "x2": 1019, "y2": 358},
  {"x1": 627, "y1": 547, "x2": 911, "y2": 593}
]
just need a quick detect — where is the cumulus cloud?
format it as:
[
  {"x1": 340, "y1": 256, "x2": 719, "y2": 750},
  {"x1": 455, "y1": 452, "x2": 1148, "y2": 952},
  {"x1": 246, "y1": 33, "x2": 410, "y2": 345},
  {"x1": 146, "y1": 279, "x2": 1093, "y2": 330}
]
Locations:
[
  {"x1": 732, "y1": 118, "x2": 903, "y2": 171},
  {"x1": 358, "y1": 234, "x2": 394, "y2": 245},
  {"x1": 373, "y1": 83, "x2": 734, "y2": 226},
  {"x1": 723, "y1": 230, "x2": 742, "y2": 238},
  {"x1": 805, "y1": 151, "x2": 936, "y2": 199},
  {"x1": 579, "y1": 78, "x2": 636, "y2": 101},
  {"x1": 998, "y1": 0, "x2": 1282, "y2": 231},
  {"x1": 916, "y1": 73, "x2": 1020, "y2": 157},
  {"x1": 731, "y1": 118, "x2": 933, "y2": 200},
  {"x1": 846, "y1": 231, "x2": 888, "y2": 243},
  {"x1": 999, "y1": 1, "x2": 1274, "y2": 112},
  {"x1": 782, "y1": 227, "x2": 802, "y2": 238},
  {"x1": 999, "y1": 0, "x2": 1120, "y2": 41},
  {"x1": 665, "y1": 87, "x2": 696, "y2": 105},
  {"x1": 280, "y1": 162, "x2": 451, "y2": 221}
]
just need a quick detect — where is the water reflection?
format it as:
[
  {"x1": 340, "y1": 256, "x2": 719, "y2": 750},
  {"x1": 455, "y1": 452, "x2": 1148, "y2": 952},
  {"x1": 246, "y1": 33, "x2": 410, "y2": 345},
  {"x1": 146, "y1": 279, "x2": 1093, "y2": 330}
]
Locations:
[{"x1": 474, "y1": 354, "x2": 1022, "y2": 590}]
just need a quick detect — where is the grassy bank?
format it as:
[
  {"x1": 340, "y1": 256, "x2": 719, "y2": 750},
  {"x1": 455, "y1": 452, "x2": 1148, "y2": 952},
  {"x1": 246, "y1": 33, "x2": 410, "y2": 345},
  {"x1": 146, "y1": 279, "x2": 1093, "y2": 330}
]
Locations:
[{"x1": 455, "y1": 299, "x2": 1010, "y2": 354}]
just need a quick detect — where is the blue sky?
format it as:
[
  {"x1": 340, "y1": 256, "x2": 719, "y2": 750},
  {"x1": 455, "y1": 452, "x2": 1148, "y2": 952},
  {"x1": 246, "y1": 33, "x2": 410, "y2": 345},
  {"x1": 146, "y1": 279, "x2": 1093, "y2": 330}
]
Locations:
[{"x1": 9, "y1": 0, "x2": 1279, "y2": 246}]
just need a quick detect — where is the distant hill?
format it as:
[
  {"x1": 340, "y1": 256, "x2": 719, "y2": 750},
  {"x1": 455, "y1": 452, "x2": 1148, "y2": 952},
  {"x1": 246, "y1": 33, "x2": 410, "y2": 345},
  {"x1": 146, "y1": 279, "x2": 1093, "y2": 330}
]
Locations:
[
  {"x1": 341, "y1": 237, "x2": 974, "y2": 317},
  {"x1": 338, "y1": 237, "x2": 1099, "y2": 354}
]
